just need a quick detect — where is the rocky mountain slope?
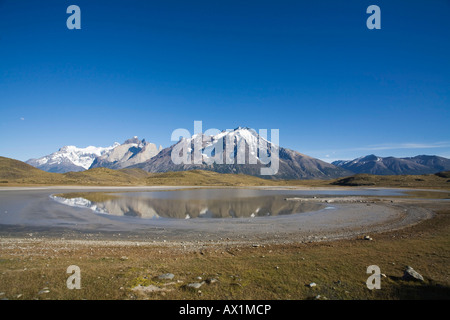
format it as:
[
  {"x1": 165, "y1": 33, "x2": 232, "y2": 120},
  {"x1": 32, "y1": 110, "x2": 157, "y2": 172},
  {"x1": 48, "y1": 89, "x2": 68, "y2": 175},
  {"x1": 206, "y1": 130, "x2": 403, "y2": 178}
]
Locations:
[
  {"x1": 90, "y1": 137, "x2": 162, "y2": 170},
  {"x1": 130, "y1": 128, "x2": 352, "y2": 180}
]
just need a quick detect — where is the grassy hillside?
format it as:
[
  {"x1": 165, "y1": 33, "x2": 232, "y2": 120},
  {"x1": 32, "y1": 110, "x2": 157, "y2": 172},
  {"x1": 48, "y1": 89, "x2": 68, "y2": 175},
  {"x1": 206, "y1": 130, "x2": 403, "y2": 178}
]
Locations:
[
  {"x1": 0, "y1": 156, "x2": 149, "y2": 186},
  {"x1": 62, "y1": 167, "x2": 151, "y2": 185},
  {"x1": 145, "y1": 170, "x2": 278, "y2": 186},
  {"x1": 0, "y1": 156, "x2": 63, "y2": 184},
  {"x1": 331, "y1": 172, "x2": 450, "y2": 189},
  {"x1": 1, "y1": 156, "x2": 449, "y2": 188}
]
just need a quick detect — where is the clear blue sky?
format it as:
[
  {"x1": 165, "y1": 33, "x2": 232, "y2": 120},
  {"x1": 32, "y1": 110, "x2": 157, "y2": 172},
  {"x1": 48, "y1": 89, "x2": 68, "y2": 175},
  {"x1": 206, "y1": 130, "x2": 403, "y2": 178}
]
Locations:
[{"x1": 0, "y1": 0, "x2": 449, "y2": 162}]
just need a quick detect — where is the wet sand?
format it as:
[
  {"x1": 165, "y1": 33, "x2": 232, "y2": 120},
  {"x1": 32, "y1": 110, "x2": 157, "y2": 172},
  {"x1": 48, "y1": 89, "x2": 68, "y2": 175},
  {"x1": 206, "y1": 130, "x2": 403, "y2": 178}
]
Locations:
[{"x1": 0, "y1": 186, "x2": 434, "y2": 244}]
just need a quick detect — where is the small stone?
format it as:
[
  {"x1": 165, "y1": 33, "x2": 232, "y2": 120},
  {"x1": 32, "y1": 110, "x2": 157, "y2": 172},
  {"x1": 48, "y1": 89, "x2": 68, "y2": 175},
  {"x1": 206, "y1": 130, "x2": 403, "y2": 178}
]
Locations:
[
  {"x1": 364, "y1": 235, "x2": 373, "y2": 241},
  {"x1": 132, "y1": 285, "x2": 169, "y2": 293},
  {"x1": 158, "y1": 273, "x2": 175, "y2": 280},
  {"x1": 38, "y1": 289, "x2": 50, "y2": 294},
  {"x1": 120, "y1": 256, "x2": 128, "y2": 261},
  {"x1": 206, "y1": 278, "x2": 218, "y2": 284},
  {"x1": 187, "y1": 282, "x2": 205, "y2": 289},
  {"x1": 196, "y1": 276, "x2": 202, "y2": 280},
  {"x1": 309, "y1": 282, "x2": 317, "y2": 288}
]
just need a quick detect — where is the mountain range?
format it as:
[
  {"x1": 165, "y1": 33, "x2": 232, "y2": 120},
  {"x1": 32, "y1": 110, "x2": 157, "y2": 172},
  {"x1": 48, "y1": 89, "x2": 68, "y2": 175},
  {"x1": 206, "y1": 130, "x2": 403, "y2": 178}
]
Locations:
[
  {"x1": 24, "y1": 128, "x2": 450, "y2": 179},
  {"x1": 130, "y1": 127, "x2": 352, "y2": 180},
  {"x1": 25, "y1": 143, "x2": 120, "y2": 173},
  {"x1": 332, "y1": 154, "x2": 450, "y2": 175},
  {"x1": 90, "y1": 137, "x2": 163, "y2": 170},
  {"x1": 26, "y1": 137, "x2": 162, "y2": 173}
]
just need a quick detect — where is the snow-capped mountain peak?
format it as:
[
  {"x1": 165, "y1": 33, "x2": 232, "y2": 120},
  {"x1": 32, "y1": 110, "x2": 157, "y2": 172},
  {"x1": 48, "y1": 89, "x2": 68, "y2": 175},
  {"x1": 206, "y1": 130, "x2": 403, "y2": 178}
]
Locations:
[{"x1": 26, "y1": 143, "x2": 119, "y2": 173}]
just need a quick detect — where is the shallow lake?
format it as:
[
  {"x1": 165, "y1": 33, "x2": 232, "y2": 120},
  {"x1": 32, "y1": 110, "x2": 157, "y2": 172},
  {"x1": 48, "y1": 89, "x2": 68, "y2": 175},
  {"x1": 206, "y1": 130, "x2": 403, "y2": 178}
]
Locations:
[{"x1": 53, "y1": 188, "x2": 406, "y2": 220}]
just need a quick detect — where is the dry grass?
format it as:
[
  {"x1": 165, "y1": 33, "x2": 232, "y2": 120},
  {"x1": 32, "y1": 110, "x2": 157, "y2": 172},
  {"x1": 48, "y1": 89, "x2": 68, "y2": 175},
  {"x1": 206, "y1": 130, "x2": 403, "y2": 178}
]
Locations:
[
  {"x1": 145, "y1": 170, "x2": 277, "y2": 186},
  {"x1": 331, "y1": 173, "x2": 450, "y2": 189},
  {"x1": 52, "y1": 192, "x2": 119, "y2": 202}
]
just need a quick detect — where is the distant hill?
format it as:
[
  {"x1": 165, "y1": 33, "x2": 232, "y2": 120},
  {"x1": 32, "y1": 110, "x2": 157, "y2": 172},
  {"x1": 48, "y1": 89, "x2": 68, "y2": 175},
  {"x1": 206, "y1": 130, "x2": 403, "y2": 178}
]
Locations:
[
  {"x1": 331, "y1": 171, "x2": 450, "y2": 188},
  {"x1": 0, "y1": 156, "x2": 61, "y2": 183},
  {"x1": 332, "y1": 154, "x2": 450, "y2": 175}
]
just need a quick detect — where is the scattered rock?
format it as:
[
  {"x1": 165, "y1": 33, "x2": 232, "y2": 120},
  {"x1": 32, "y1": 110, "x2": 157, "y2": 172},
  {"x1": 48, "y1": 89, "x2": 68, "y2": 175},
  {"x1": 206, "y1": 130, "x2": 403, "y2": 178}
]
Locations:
[
  {"x1": 187, "y1": 282, "x2": 205, "y2": 289},
  {"x1": 252, "y1": 244, "x2": 260, "y2": 248},
  {"x1": 132, "y1": 284, "x2": 171, "y2": 293},
  {"x1": 308, "y1": 282, "x2": 317, "y2": 288},
  {"x1": 206, "y1": 278, "x2": 218, "y2": 284},
  {"x1": 402, "y1": 266, "x2": 424, "y2": 282},
  {"x1": 157, "y1": 273, "x2": 175, "y2": 280},
  {"x1": 120, "y1": 256, "x2": 128, "y2": 261},
  {"x1": 38, "y1": 288, "x2": 50, "y2": 295},
  {"x1": 364, "y1": 235, "x2": 373, "y2": 241}
]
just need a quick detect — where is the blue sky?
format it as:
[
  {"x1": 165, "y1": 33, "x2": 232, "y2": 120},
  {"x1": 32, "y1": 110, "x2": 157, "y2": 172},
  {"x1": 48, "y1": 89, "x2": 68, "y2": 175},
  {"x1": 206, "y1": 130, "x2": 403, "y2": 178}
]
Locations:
[{"x1": 0, "y1": 0, "x2": 449, "y2": 162}]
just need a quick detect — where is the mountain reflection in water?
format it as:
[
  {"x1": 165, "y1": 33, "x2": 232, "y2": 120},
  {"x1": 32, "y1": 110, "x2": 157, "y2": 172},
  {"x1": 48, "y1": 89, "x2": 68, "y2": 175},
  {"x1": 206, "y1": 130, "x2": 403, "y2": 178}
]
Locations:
[{"x1": 63, "y1": 193, "x2": 325, "y2": 219}]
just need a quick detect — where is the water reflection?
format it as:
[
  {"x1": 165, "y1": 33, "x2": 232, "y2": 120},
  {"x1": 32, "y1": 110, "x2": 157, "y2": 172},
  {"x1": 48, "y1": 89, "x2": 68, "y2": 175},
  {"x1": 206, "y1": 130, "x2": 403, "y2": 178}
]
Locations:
[{"x1": 56, "y1": 192, "x2": 324, "y2": 219}]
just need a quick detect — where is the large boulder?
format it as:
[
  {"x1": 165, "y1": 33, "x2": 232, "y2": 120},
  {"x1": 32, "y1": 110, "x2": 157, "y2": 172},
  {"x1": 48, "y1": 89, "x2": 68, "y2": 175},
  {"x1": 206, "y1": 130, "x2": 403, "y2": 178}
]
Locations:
[{"x1": 402, "y1": 266, "x2": 424, "y2": 282}]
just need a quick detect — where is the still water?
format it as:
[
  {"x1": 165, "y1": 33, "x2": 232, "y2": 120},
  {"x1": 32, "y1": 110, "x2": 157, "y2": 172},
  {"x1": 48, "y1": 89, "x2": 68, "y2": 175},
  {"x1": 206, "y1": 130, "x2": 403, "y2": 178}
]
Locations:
[{"x1": 53, "y1": 188, "x2": 405, "y2": 220}]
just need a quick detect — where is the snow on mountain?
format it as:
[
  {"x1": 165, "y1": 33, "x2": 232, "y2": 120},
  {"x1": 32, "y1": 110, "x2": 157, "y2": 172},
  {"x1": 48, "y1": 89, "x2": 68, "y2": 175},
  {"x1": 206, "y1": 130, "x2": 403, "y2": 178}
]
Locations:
[
  {"x1": 131, "y1": 127, "x2": 352, "y2": 180},
  {"x1": 26, "y1": 143, "x2": 120, "y2": 173},
  {"x1": 89, "y1": 137, "x2": 162, "y2": 170}
]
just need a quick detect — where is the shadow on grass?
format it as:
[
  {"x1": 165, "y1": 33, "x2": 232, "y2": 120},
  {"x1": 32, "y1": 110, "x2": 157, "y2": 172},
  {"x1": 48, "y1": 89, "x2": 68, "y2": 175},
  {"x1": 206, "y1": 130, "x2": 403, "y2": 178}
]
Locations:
[{"x1": 388, "y1": 276, "x2": 450, "y2": 300}]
